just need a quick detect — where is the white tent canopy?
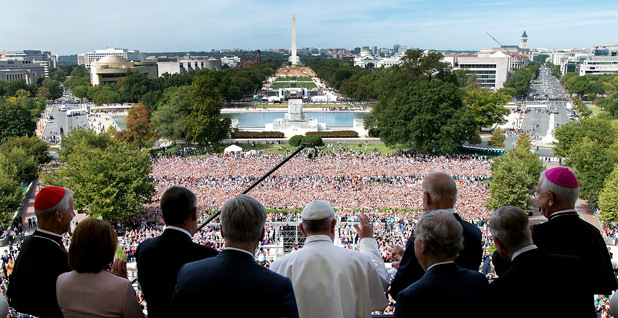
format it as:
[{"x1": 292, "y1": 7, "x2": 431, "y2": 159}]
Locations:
[{"x1": 224, "y1": 144, "x2": 243, "y2": 155}]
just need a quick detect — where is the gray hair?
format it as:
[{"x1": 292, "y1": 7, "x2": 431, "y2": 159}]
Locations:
[
  {"x1": 220, "y1": 194, "x2": 266, "y2": 245},
  {"x1": 421, "y1": 172, "x2": 458, "y2": 204},
  {"x1": 415, "y1": 210, "x2": 463, "y2": 259},
  {"x1": 538, "y1": 171, "x2": 579, "y2": 205},
  {"x1": 302, "y1": 215, "x2": 336, "y2": 234},
  {"x1": 34, "y1": 188, "x2": 73, "y2": 220},
  {"x1": 489, "y1": 206, "x2": 532, "y2": 252}
]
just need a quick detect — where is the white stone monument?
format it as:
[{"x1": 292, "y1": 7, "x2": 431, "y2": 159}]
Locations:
[
  {"x1": 266, "y1": 99, "x2": 325, "y2": 137},
  {"x1": 289, "y1": 14, "x2": 300, "y2": 66}
]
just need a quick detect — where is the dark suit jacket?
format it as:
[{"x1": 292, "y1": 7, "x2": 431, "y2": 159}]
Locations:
[
  {"x1": 170, "y1": 249, "x2": 299, "y2": 318},
  {"x1": 389, "y1": 212, "x2": 483, "y2": 299},
  {"x1": 488, "y1": 248, "x2": 593, "y2": 318},
  {"x1": 7, "y1": 230, "x2": 71, "y2": 318},
  {"x1": 136, "y1": 228, "x2": 218, "y2": 318},
  {"x1": 533, "y1": 213, "x2": 617, "y2": 295},
  {"x1": 394, "y1": 262, "x2": 487, "y2": 318}
]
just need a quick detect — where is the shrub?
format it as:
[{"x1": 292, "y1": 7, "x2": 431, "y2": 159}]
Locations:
[
  {"x1": 231, "y1": 131, "x2": 285, "y2": 139},
  {"x1": 305, "y1": 130, "x2": 359, "y2": 138},
  {"x1": 289, "y1": 135, "x2": 304, "y2": 146}
]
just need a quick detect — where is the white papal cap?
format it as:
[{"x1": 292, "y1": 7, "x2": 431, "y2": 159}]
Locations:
[{"x1": 301, "y1": 200, "x2": 335, "y2": 221}]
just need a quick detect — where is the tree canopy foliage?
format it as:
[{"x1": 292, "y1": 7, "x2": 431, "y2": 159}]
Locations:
[
  {"x1": 185, "y1": 76, "x2": 230, "y2": 148},
  {"x1": 554, "y1": 117, "x2": 618, "y2": 207},
  {"x1": 115, "y1": 103, "x2": 157, "y2": 149},
  {"x1": 502, "y1": 62, "x2": 540, "y2": 98},
  {"x1": 365, "y1": 49, "x2": 483, "y2": 153},
  {"x1": 488, "y1": 133, "x2": 544, "y2": 210},
  {"x1": 43, "y1": 129, "x2": 155, "y2": 221}
]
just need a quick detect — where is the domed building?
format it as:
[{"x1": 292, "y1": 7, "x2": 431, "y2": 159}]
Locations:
[
  {"x1": 354, "y1": 48, "x2": 379, "y2": 68},
  {"x1": 90, "y1": 55, "x2": 157, "y2": 86}
]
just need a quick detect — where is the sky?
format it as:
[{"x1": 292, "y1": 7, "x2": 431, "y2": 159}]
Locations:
[{"x1": 2, "y1": 0, "x2": 618, "y2": 55}]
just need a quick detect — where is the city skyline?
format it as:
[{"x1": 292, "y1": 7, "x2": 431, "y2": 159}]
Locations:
[{"x1": 2, "y1": 0, "x2": 617, "y2": 55}]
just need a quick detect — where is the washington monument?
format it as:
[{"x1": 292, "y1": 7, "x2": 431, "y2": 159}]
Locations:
[{"x1": 289, "y1": 14, "x2": 300, "y2": 65}]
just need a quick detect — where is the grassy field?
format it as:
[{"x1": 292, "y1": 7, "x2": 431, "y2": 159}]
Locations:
[
  {"x1": 586, "y1": 103, "x2": 607, "y2": 117},
  {"x1": 226, "y1": 141, "x2": 409, "y2": 156},
  {"x1": 270, "y1": 82, "x2": 317, "y2": 89},
  {"x1": 232, "y1": 103, "x2": 374, "y2": 109},
  {"x1": 159, "y1": 141, "x2": 409, "y2": 157},
  {"x1": 276, "y1": 76, "x2": 313, "y2": 82}
]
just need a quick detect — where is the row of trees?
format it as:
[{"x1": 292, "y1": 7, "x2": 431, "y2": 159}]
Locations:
[
  {"x1": 0, "y1": 74, "x2": 64, "y2": 226},
  {"x1": 58, "y1": 60, "x2": 282, "y2": 110}
]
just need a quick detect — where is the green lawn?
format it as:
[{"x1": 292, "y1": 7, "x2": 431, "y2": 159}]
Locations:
[
  {"x1": 586, "y1": 103, "x2": 607, "y2": 117},
  {"x1": 276, "y1": 76, "x2": 313, "y2": 82},
  {"x1": 270, "y1": 82, "x2": 317, "y2": 89},
  {"x1": 227, "y1": 141, "x2": 408, "y2": 156}
]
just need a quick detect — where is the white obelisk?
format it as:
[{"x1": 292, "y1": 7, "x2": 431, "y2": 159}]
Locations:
[{"x1": 289, "y1": 14, "x2": 300, "y2": 65}]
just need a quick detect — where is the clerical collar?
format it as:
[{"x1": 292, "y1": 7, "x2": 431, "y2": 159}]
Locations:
[
  {"x1": 35, "y1": 228, "x2": 63, "y2": 238},
  {"x1": 426, "y1": 260, "x2": 455, "y2": 272},
  {"x1": 164, "y1": 226, "x2": 192, "y2": 239},
  {"x1": 511, "y1": 244, "x2": 537, "y2": 261},
  {"x1": 548, "y1": 209, "x2": 578, "y2": 221}
]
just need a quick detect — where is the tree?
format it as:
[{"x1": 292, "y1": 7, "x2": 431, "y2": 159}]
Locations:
[
  {"x1": 0, "y1": 99, "x2": 38, "y2": 143},
  {"x1": 152, "y1": 86, "x2": 190, "y2": 143},
  {"x1": 43, "y1": 130, "x2": 155, "y2": 220},
  {"x1": 599, "y1": 164, "x2": 618, "y2": 224},
  {"x1": 567, "y1": 138, "x2": 618, "y2": 206},
  {"x1": 370, "y1": 79, "x2": 477, "y2": 153},
  {"x1": 185, "y1": 76, "x2": 231, "y2": 149},
  {"x1": 554, "y1": 117, "x2": 617, "y2": 159},
  {"x1": 0, "y1": 155, "x2": 22, "y2": 227},
  {"x1": 1, "y1": 147, "x2": 38, "y2": 183},
  {"x1": 488, "y1": 134, "x2": 544, "y2": 210},
  {"x1": 0, "y1": 135, "x2": 51, "y2": 166},
  {"x1": 488, "y1": 128, "x2": 506, "y2": 147},
  {"x1": 116, "y1": 104, "x2": 157, "y2": 149},
  {"x1": 463, "y1": 89, "x2": 511, "y2": 128}
]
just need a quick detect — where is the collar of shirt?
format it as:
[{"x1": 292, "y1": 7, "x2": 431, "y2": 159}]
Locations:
[
  {"x1": 35, "y1": 228, "x2": 63, "y2": 238},
  {"x1": 426, "y1": 260, "x2": 455, "y2": 272},
  {"x1": 427, "y1": 208, "x2": 456, "y2": 214},
  {"x1": 164, "y1": 226, "x2": 192, "y2": 239},
  {"x1": 548, "y1": 209, "x2": 577, "y2": 221},
  {"x1": 224, "y1": 247, "x2": 256, "y2": 258},
  {"x1": 511, "y1": 244, "x2": 538, "y2": 261},
  {"x1": 305, "y1": 235, "x2": 333, "y2": 244}
]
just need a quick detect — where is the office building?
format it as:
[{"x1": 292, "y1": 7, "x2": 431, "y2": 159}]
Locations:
[
  {"x1": 443, "y1": 52, "x2": 510, "y2": 89},
  {"x1": 78, "y1": 48, "x2": 144, "y2": 68}
]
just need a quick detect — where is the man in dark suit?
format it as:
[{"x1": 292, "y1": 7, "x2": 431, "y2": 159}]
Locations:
[
  {"x1": 8, "y1": 186, "x2": 74, "y2": 318},
  {"x1": 170, "y1": 194, "x2": 298, "y2": 317},
  {"x1": 389, "y1": 171, "x2": 482, "y2": 299},
  {"x1": 136, "y1": 186, "x2": 218, "y2": 318},
  {"x1": 488, "y1": 206, "x2": 592, "y2": 317},
  {"x1": 533, "y1": 167, "x2": 617, "y2": 296},
  {"x1": 394, "y1": 210, "x2": 487, "y2": 318}
]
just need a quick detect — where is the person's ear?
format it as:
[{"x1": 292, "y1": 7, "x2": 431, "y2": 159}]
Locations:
[
  {"x1": 191, "y1": 207, "x2": 197, "y2": 221},
  {"x1": 259, "y1": 227, "x2": 265, "y2": 241},
  {"x1": 299, "y1": 223, "x2": 308, "y2": 237},
  {"x1": 55, "y1": 209, "x2": 62, "y2": 222}
]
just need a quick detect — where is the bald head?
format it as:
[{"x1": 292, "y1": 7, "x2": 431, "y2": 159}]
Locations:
[{"x1": 421, "y1": 172, "x2": 458, "y2": 211}]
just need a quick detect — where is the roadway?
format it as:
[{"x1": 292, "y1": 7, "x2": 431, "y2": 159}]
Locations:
[
  {"x1": 41, "y1": 104, "x2": 89, "y2": 144},
  {"x1": 503, "y1": 65, "x2": 575, "y2": 158}
]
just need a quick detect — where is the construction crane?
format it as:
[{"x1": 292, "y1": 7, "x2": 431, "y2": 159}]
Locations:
[{"x1": 486, "y1": 32, "x2": 515, "y2": 56}]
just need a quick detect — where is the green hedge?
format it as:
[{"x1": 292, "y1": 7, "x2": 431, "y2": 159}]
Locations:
[
  {"x1": 305, "y1": 130, "x2": 359, "y2": 138},
  {"x1": 231, "y1": 131, "x2": 285, "y2": 138}
]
